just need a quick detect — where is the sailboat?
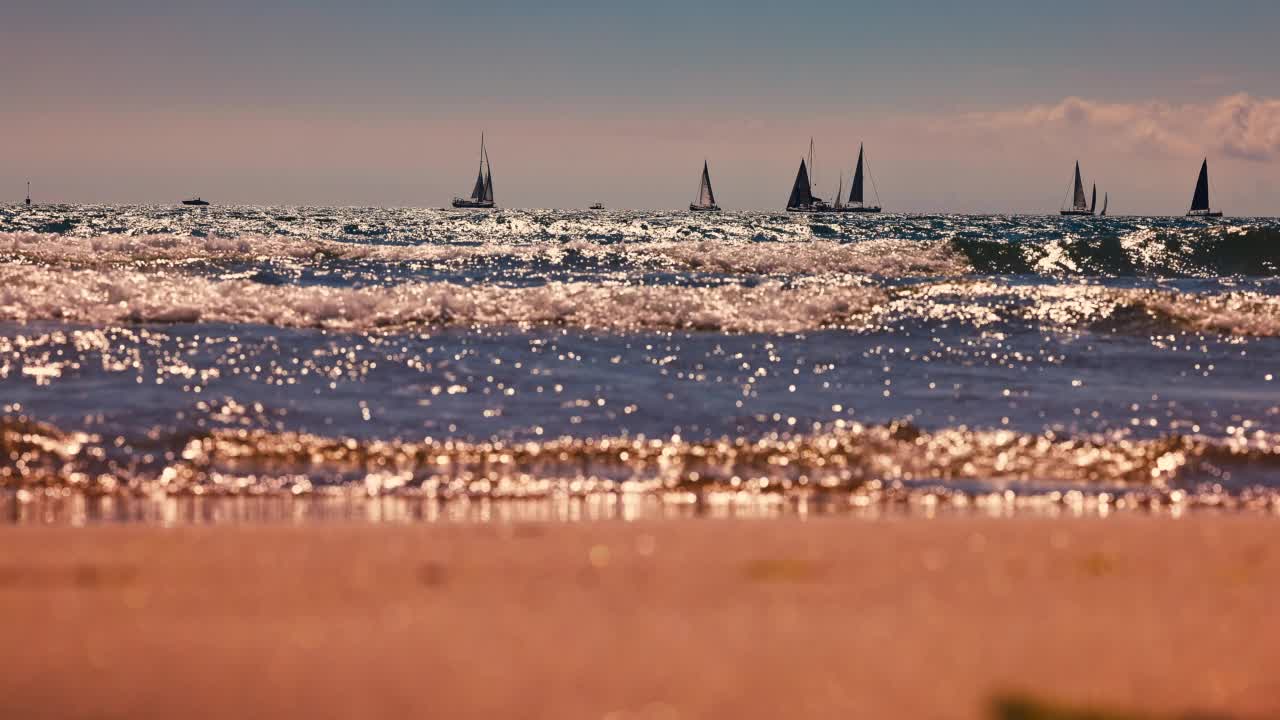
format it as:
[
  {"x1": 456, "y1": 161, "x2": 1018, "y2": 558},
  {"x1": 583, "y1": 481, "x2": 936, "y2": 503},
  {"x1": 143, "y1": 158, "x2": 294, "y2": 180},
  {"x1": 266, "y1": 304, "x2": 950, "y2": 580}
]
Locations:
[
  {"x1": 841, "y1": 143, "x2": 882, "y2": 213},
  {"x1": 1060, "y1": 162, "x2": 1096, "y2": 216},
  {"x1": 689, "y1": 160, "x2": 720, "y2": 212},
  {"x1": 786, "y1": 139, "x2": 833, "y2": 213},
  {"x1": 452, "y1": 134, "x2": 496, "y2": 209},
  {"x1": 1186, "y1": 159, "x2": 1223, "y2": 218},
  {"x1": 182, "y1": 197, "x2": 210, "y2": 206},
  {"x1": 1099, "y1": 193, "x2": 1108, "y2": 217},
  {"x1": 24, "y1": 181, "x2": 31, "y2": 206}
]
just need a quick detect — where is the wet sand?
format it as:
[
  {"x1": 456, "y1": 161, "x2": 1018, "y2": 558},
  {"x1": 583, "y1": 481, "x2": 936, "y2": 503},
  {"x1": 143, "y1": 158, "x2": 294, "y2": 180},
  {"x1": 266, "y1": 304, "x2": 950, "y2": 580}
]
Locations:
[{"x1": 1, "y1": 515, "x2": 1277, "y2": 719}]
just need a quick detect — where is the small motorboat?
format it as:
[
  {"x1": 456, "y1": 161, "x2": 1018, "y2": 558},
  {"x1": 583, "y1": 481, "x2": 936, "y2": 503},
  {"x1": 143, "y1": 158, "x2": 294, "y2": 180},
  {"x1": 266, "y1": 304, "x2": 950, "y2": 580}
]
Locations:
[{"x1": 182, "y1": 197, "x2": 210, "y2": 206}]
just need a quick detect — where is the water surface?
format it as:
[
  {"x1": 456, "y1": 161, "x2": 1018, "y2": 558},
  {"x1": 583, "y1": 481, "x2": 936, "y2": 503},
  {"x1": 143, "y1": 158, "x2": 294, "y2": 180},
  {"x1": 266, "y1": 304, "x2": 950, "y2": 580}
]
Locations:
[{"x1": 3, "y1": 205, "x2": 1279, "y2": 520}]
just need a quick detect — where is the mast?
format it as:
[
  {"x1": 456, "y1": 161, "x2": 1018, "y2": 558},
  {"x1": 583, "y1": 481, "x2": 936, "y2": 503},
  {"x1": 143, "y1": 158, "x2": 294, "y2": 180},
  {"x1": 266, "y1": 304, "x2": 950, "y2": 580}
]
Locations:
[
  {"x1": 808, "y1": 138, "x2": 816, "y2": 196},
  {"x1": 1190, "y1": 159, "x2": 1211, "y2": 213},
  {"x1": 850, "y1": 145, "x2": 865, "y2": 205},
  {"x1": 469, "y1": 133, "x2": 487, "y2": 202},
  {"x1": 25, "y1": 181, "x2": 31, "y2": 206},
  {"x1": 482, "y1": 143, "x2": 494, "y2": 203}
]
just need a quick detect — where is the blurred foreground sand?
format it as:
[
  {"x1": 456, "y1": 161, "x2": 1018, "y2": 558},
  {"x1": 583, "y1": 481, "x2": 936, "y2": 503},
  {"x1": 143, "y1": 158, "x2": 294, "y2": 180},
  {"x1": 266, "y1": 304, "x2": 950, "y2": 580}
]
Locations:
[{"x1": 1, "y1": 515, "x2": 1277, "y2": 719}]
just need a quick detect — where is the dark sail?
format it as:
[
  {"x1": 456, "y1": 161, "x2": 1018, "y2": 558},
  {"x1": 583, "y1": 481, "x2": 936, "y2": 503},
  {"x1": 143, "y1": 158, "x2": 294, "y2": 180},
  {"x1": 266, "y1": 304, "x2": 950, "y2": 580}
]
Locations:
[
  {"x1": 1101, "y1": 193, "x2": 1108, "y2": 217},
  {"x1": 1090, "y1": 184, "x2": 1097, "y2": 214},
  {"x1": 787, "y1": 159, "x2": 814, "y2": 208},
  {"x1": 1071, "y1": 162, "x2": 1088, "y2": 211},
  {"x1": 470, "y1": 170, "x2": 486, "y2": 202},
  {"x1": 1191, "y1": 159, "x2": 1210, "y2": 212},
  {"x1": 697, "y1": 161, "x2": 716, "y2": 207},
  {"x1": 850, "y1": 145, "x2": 865, "y2": 204}
]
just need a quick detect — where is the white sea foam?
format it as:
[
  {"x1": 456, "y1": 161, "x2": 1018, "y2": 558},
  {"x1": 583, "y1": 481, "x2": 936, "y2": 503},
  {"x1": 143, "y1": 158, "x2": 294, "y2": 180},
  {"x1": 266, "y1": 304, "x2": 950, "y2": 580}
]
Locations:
[
  {"x1": 2, "y1": 263, "x2": 1278, "y2": 336},
  {"x1": 887, "y1": 280, "x2": 1280, "y2": 337},
  {"x1": 7, "y1": 413, "x2": 1280, "y2": 498},
  {"x1": 0, "y1": 231, "x2": 969, "y2": 278},
  {"x1": 0, "y1": 265, "x2": 889, "y2": 333},
  {"x1": 1139, "y1": 290, "x2": 1280, "y2": 337}
]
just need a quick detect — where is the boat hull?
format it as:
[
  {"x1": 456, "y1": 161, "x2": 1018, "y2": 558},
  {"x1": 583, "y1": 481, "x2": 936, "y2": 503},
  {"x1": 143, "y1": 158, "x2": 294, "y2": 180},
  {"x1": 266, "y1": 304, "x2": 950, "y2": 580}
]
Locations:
[
  {"x1": 1059, "y1": 210, "x2": 1094, "y2": 216},
  {"x1": 838, "y1": 206, "x2": 882, "y2": 214},
  {"x1": 689, "y1": 204, "x2": 720, "y2": 212},
  {"x1": 452, "y1": 199, "x2": 496, "y2": 209},
  {"x1": 1187, "y1": 211, "x2": 1223, "y2": 218},
  {"x1": 786, "y1": 203, "x2": 835, "y2": 214},
  {"x1": 182, "y1": 201, "x2": 210, "y2": 206}
]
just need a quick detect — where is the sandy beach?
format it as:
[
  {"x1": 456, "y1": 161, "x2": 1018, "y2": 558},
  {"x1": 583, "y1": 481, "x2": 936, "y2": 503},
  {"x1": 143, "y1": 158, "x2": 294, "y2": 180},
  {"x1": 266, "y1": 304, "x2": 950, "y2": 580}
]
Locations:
[{"x1": 1, "y1": 514, "x2": 1276, "y2": 719}]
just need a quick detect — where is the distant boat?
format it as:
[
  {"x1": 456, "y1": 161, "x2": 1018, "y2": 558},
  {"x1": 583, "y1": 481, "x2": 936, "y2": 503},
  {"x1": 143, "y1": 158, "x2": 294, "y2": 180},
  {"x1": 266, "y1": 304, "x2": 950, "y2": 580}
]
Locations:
[
  {"x1": 840, "y1": 143, "x2": 882, "y2": 213},
  {"x1": 589, "y1": 202, "x2": 605, "y2": 210},
  {"x1": 182, "y1": 197, "x2": 210, "y2": 206},
  {"x1": 786, "y1": 139, "x2": 833, "y2": 213},
  {"x1": 1187, "y1": 159, "x2": 1223, "y2": 218},
  {"x1": 1060, "y1": 162, "x2": 1096, "y2": 216},
  {"x1": 689, "y1": 160, "x2": 720, "y2": 212},
  {"x1": 452, "y1": 133, "x2": 496, "y2": 209},
  {"x1": 24, "y1": 181, "x2": 31, "y2": 207},
  {"x1": 1099, "y1": 192, "x2": 1108, "y2": 217}
]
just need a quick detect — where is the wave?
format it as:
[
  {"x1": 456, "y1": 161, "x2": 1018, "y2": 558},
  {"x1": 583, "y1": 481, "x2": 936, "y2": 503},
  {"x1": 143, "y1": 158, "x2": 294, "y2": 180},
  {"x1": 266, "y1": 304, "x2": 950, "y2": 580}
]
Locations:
[
  {"x1": 5, "y1": 415, "x2": 1280, "y2": 502},
  {"x1": 954, "y1": 225, "x2": 1280, "y2": 277},
  {"x1": 893, "y1": 280, "x2": 1280, "y2": 338},
  {"x1": 6, "y1": 216, "x2": 1280, "y2": 280},
  {"x1": 3, "y1": 264, "x2": 1280, "y2": 336},
  {"x1": 0, "y1": 231, "x2": 970, "y2": 278},
  {"x1": 0, "y1": 265, "x2": 888, "y2": 332}
]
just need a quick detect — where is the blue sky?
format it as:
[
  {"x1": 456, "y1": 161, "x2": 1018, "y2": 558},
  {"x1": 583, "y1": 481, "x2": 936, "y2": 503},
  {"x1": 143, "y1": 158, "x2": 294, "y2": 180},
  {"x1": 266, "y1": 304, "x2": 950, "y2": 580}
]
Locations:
[{"x1": 5, "y1": 1, "x2": 1279, "y2": 212}]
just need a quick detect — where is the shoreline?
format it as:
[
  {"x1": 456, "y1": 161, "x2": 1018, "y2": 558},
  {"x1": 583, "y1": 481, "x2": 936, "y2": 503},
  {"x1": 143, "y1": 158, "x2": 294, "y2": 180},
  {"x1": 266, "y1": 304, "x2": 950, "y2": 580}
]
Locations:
[
  {"x1": 5, "y1": 490, "x2": 1277, "y2": 528},
  {"x1": 2, "y1": 516, "x2": 1277, "y2": 718}
]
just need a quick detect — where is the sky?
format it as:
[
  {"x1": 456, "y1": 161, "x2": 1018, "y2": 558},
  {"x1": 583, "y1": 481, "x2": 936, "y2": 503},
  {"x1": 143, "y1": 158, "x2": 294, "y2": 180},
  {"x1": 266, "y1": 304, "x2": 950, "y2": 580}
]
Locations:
[{"x1": 3, "y1": 0, "x2": 1279, "y2": 213}]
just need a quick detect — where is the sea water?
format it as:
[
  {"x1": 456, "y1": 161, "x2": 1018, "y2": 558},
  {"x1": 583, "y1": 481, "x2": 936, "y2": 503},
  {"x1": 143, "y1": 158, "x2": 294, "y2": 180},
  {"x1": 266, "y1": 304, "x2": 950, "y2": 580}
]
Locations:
[{"x1": 2, "y1": 205, "x2": 1279, "y2": 521}]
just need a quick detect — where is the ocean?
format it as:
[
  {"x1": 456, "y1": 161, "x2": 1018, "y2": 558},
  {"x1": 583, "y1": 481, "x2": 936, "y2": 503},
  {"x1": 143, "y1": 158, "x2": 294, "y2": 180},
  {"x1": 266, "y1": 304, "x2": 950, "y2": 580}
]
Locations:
[{"x1": 2, "y1": 205, "x2": 1279, "y2": 523}]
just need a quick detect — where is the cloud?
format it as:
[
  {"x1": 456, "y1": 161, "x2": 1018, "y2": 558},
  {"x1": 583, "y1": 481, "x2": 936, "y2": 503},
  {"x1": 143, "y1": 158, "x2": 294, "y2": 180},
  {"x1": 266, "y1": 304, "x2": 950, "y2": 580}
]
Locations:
[
  {"x1": 1206, "y1": 93, "x2": 1280, "y2": 161},
  {"x1": 947, "y1": 93, "x2": 1280, "y2": 162}
]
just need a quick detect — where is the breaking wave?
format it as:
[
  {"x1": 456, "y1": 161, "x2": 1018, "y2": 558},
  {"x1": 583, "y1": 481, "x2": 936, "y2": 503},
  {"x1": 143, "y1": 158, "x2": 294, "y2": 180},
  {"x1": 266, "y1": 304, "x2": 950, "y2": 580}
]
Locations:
[
  {"x1": 0, "y1": 265, "x2": 888, "y2": 332},
  {"x1": 895, "y1": 280, "x2": 1280, "y2": 337},
  {"x1": 0, "y1": 231, "x2": 969, "y2": 278},
  {"x1": 4, "y1": 213, "x2": 1279, "y2": 279},
  {"x1": 3, "y1": 265, "x2": 1280, "y2": 336},
  {"x1": 954, "y1": 225, "x2": 1280, "y2": 277},
  {"x1": 5, "y1": 415, "x2": 1280, "y2": 505}
]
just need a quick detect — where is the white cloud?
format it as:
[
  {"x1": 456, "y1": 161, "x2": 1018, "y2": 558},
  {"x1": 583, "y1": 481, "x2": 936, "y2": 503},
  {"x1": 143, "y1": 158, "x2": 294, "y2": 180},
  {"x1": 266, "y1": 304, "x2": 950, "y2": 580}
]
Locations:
[{"x1": 947, "y1": 93, "x2": 1280, "y2": 162}]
